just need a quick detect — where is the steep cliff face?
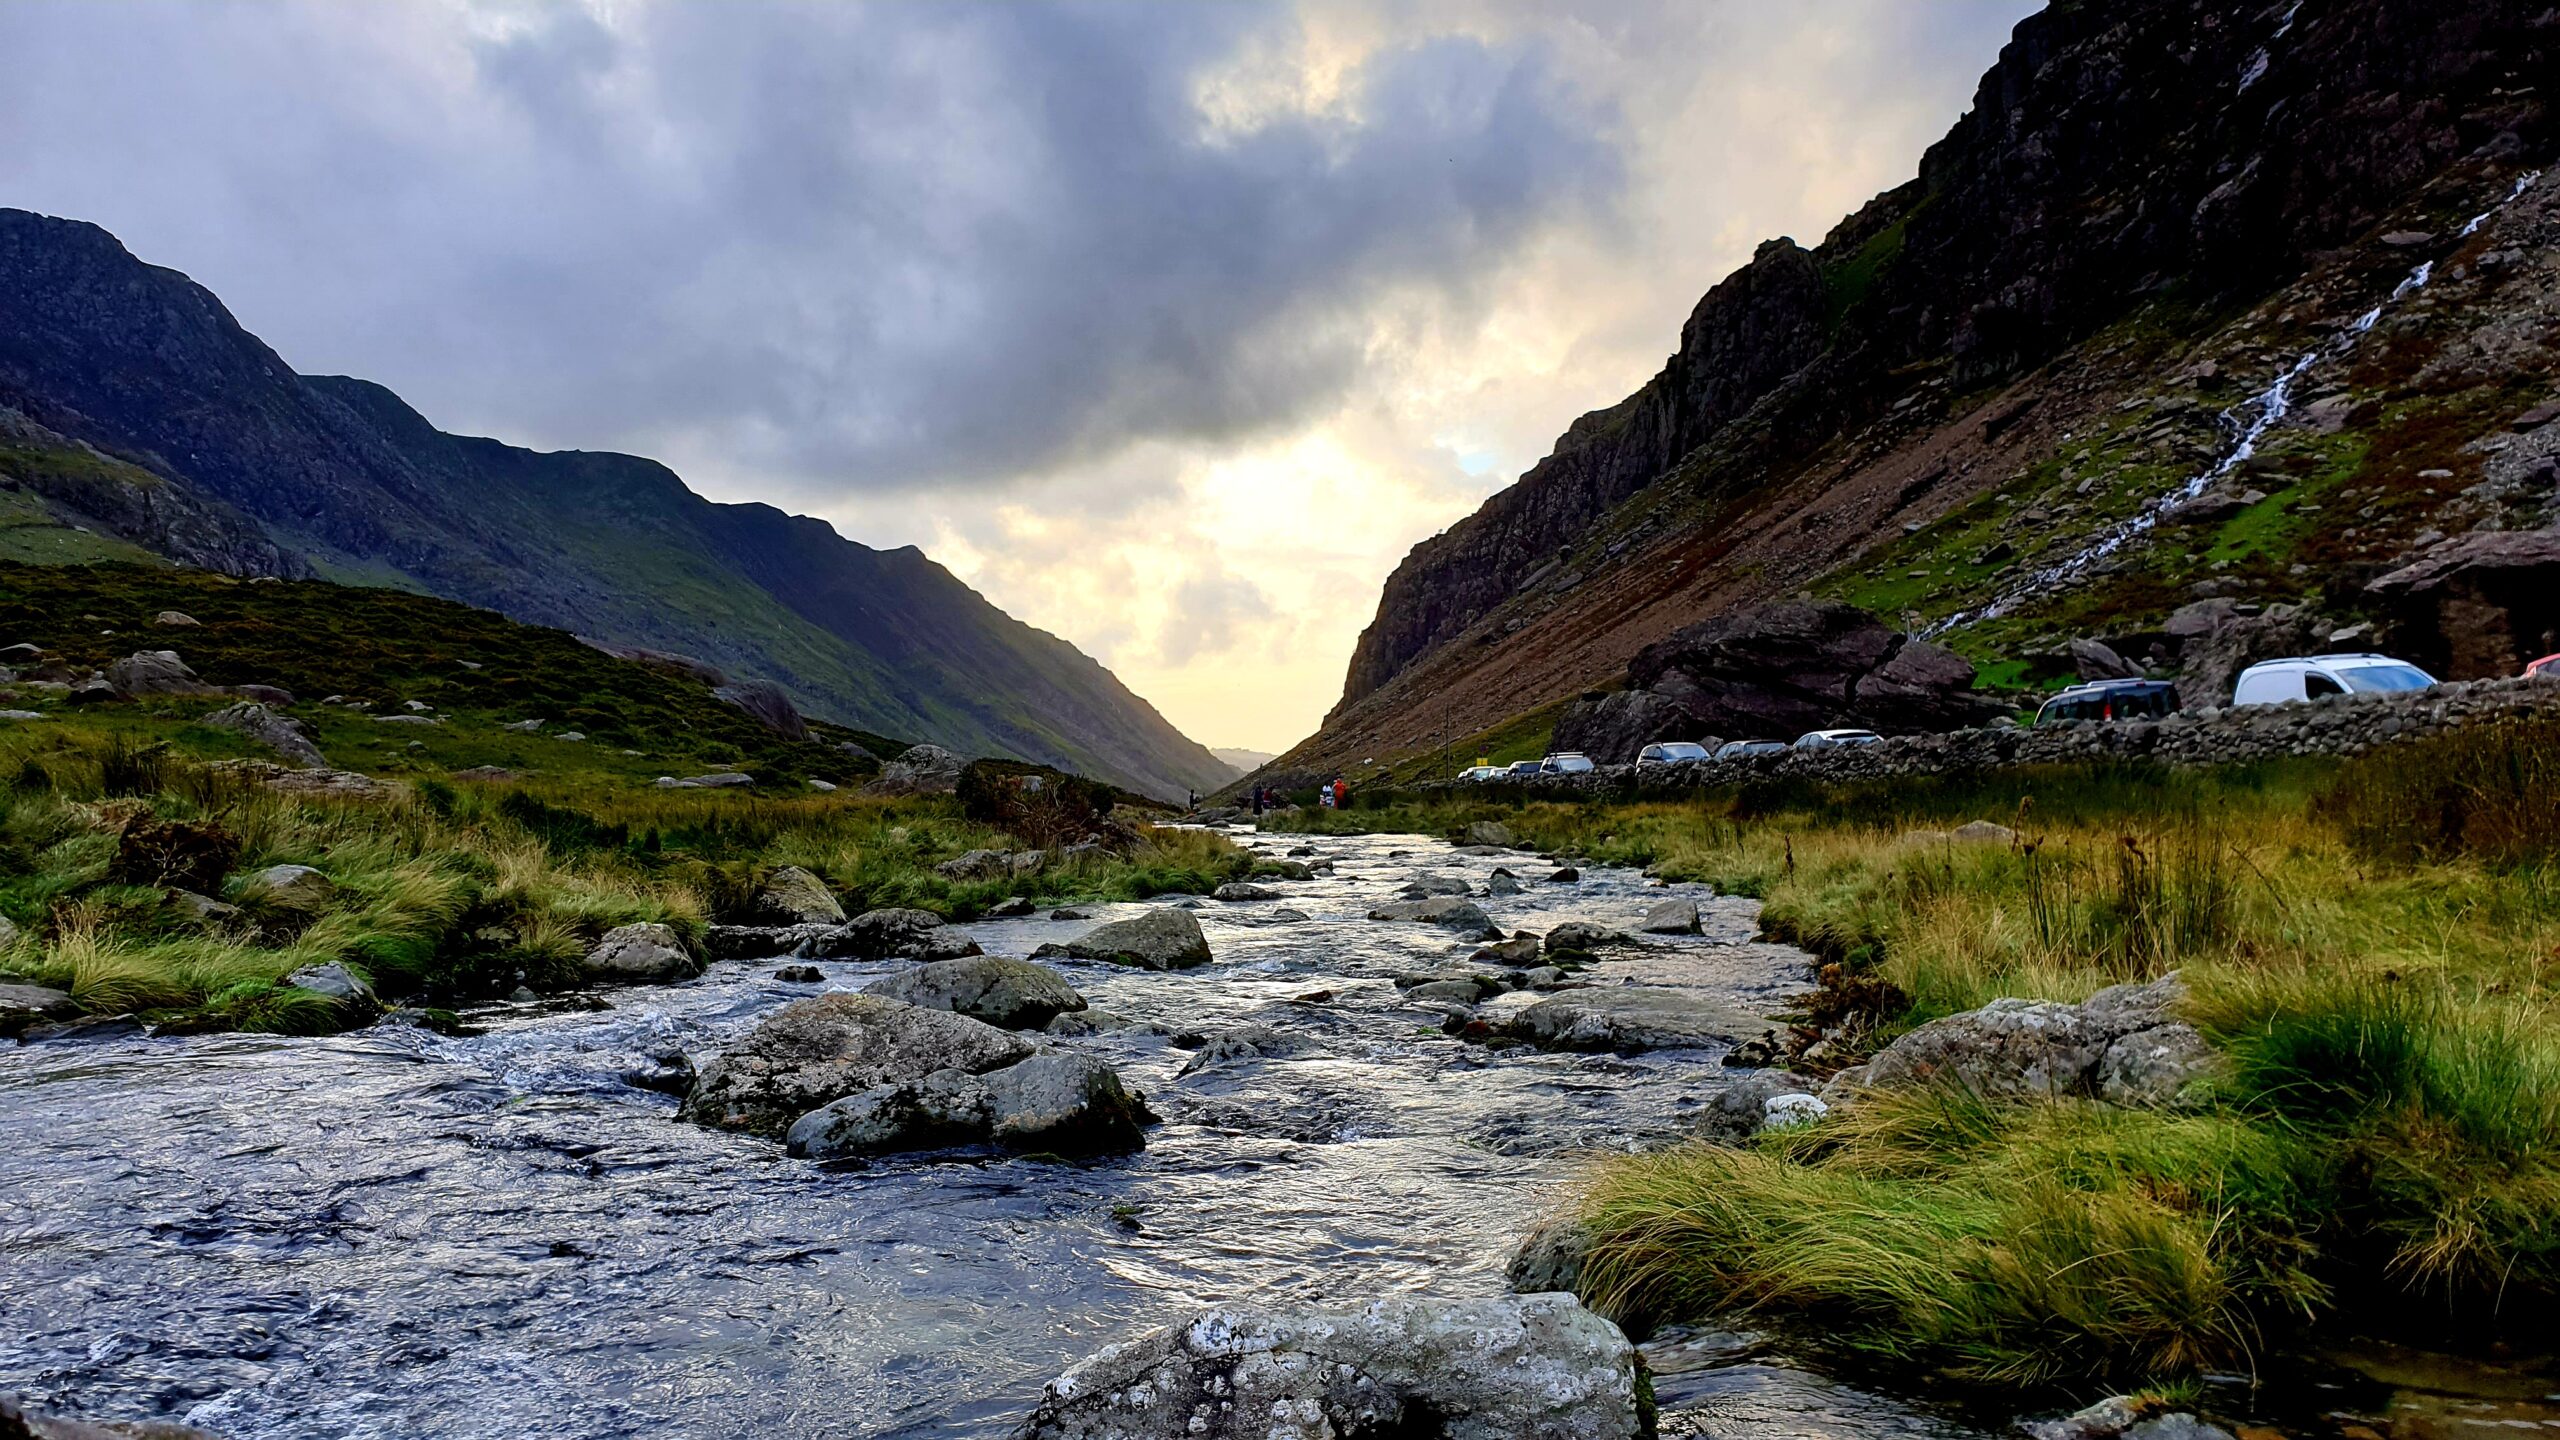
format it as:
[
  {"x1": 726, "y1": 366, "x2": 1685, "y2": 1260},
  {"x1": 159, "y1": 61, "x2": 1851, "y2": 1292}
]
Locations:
[
  {"x1": 1303, "y1": 0, "x2": 2556, "y2": 775},
  {"x1": 0, "y1": 211, "x2": 1231, "y2": 800}
]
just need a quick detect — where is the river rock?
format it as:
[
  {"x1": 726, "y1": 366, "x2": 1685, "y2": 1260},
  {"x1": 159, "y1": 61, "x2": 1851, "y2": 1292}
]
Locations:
[
  {"x1": 1040, "y1": 908, "x2": 1212, "y2": 970},
  {"x1": 1463, "y1": 820, "x2": 1516, "y2": 848},
  {"x1": 244, "y1": 863, "x2": 335, "y2": 911},
  {"x1": 201, "y1": 700, "x2": 325, "y2": 768},
  {"x1": 0, "y1": 1394, "x2": 225, "y2": 1438},
  {"x1": 752, "y1": 865, "x2": 845, "y2": 925},
  {"x1": 1502, "y1": 986, "x2": 1762, "y2": 1053},
  {"x1": 774, "y1": 964, "x2": 825, "y2": 983},
  {"x1": 584, "y1": 923, "x2": 700, "y2": 983},
  {"x1": 1397, "y1": 873, "x2": 1474, "y2": 898},
  {"x1": 784, "y1": 1049, "x2": 1149, "y2": 1160},
  {"x1": 2020, "y1": 1396, "x2": 2236, "y2": 1440},
  {"x1": 809, "y1": 907, "x2": 952, "y2": 960},
  {"x1": 1409, "y1": 977, "x2": 1501, "y2": 1005},
  {"x1": 1485, "y1": 871, "x2": 1522, "y2": 897},
  {"x1": 704, "y1": 923, "x2": 839, "y2": 961},
  {"x1": 1506, "y1": 1216, "x2": 1591, "y2": 1294},
  {"x1": 1366, "y1": 897, "x2": 1497, "y2": 938},
  {"x1": 1175, "y1": 1024, "x2": 1311, "y2": 1077},
  {"x1": 1212, "y1": 882, "x2": 1280, "y2": 901},
  {"x1": 680, "y1": 993, "x2": 1036, "y2": 1136},
  {"x1": 1543, "y1": 921, "x2": 1620, "y2": 956},
  {"x1": 987, "y1": 896, "x2": 1037, "y2": 918},
  {"x1": 1640, "y1": 897, "x2": 1702, "y2": 934},
  {"x1": 1013, "y1": 1293, "x2": 1645, "y2": 1440},
  {"x1": 0, "y1": 981, "x2": 76, "y2": 1038},
  {"x1": 937, "y1": 849, "x2": 1010, "y2": 882},
  {"x1": 1825, "y1": 973, "x2": 2215, "y2": 1109},
  {"x1": 864, "y1": 956, "x2": 1087, "y2": 1030},
  {"x1": 1468, "y1": 934, "x2": 1543, "y2": 967},
  {"x1": 283, "y1": 962, "x2": 377, "y2": 1012}
]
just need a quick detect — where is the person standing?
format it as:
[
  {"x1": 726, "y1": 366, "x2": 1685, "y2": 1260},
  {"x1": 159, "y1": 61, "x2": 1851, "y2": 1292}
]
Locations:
[{"x1": 1332, "y1": 777, "x2": 1347, "y2": 809}]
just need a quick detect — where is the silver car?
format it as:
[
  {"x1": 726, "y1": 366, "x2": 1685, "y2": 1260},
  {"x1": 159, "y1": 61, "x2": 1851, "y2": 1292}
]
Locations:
[{"x1": 1637, "y1": 741, "x2": 1711, "y2": 765}]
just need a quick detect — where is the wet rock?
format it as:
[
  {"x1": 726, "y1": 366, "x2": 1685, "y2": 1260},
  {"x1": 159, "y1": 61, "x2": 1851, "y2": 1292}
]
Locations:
[
  {"x1": 283, "y1": 962, "x2": 378, "y2": 1013},
  {"x1": 1397, "y1": 873, "x2": 1475, "y2": 898},
  {"x1": 1268, "y1": 908, "x2": 1309, "y2": 924},
  {"x1": 864, "y1": 955, "x2": 1087, "y2": 1031},
  {"x1": 773, "y1": 964, "x2": 825, "y2": 983},
  {"x1": 1039, "y1": 908, "x2": 1212, "y2": 971},
  {"x1": 1502, "y1": 986, "x2": 1763, "y2": 1053},
  {"x1": 808, "y1": 907, "x2": 951, "y2": 961},
  {"x1": 1722, "y1": 1030, "x2": 1783, "y2": 1068},
  {"x1": 1543, "y1": 921, "x2": 1621, "y2": 956},
  {"x1": 1409, "y1": 977, "x2": 1500, "y2": 1005},
  {"x1": 1519, "y1": 966, "x2": 1570, "y2": 990},
  {"x1": 987, "y1": 896, "x2": 1037, "y2": 918},
  {"x1": 1468, "y1": 935, "x2": 1543, "y2": 967},
  {"x1": 0, "y1": 1394, "x2": 225, "y2": 1438},
  {"x1": 1640, "y1": 897, "x2": 1702, "y2": 934},
  {"x1": 1262, "y1": 860, "x2": 1315, "y2": 881},
  {"x1": 1014, "y1": 1293, "x2": 1645, "y2": 1440},
  {"x1": 1549, "y1": 866, "x2": 1581, "y2": 883},
  {"x1": 681, "y1": 993, "x2": 1036, "y2": 1136},
  {"x1": 1485, "y1": 870, "x2": 1522, "y2": 897},
  {"x1": 1464, "y1": 820, "x2": 1516, "y2": 848},
  {"x1": 201, "y1": 700, "x2": 325, "y2": 768},
  {"x1": 1049, "y1": 907, "x2": 1089, "y2": 921},
  {"x1": 1366, "y1": 897, "x2": 1497, "y2": 938},
  {"x1": 622, "y1": 1048, "x2": 697, "y2": 1096},
  {"x1": 583, "y1": 923, "x2": 700, "y2": 983},
  {"x1": 1826, "y1": 973, "x2": 2214, "y2": 1109},
  {"x1": 704, "y1": 923, "x2": 837, "y2": 961},
  {"x1": 20, "y1": 1015, "x2": 145, "y2": 1045},
  {"x1": 0, "y1": 981, "x2": 76, "y2": 1038},
  {"x1": 243, "y1": 863, "x2": 335, "y2": 911},
  {"x1": 1212, "y1": 882, "x2": 1280, "y2": 901},
  {"x1": 1175, "y1": 1024, "x2": 1309, "y2": 1076},
  {"x1": 1506, "y1": 1216, "x2": 1591, "y2": 1295},
  {"x1": 785, "y1": 1049, "x2": 1149, "y2": 1160},
  {"x1": 2020, "y1": 1396, "x2": 2235, "y2": 1440},
  {"x1": 752, "y1": 865, "x2": 845, "y2": 926}
]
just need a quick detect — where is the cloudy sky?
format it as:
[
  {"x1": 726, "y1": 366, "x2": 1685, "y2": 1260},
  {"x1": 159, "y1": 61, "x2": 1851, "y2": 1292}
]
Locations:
[{"x1": 0, "y1": 0, "x2": 2035, "y2": 751}]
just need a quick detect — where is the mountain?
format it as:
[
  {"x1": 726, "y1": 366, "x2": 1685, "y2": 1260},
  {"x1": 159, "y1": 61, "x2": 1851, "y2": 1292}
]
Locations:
[
  {"x1": 1288, "y1": 0, "x2": 2557, "y2": 775},
  {"x1": 1210, "y1": 747, "x2": 1276, "y2": 777},
  {"x1": 0, "y1": 210, "x2": 1231, "y2": 800}
]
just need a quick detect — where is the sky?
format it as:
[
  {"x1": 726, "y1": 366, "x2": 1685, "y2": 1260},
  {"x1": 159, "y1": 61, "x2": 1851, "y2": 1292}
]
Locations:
[{"x1": 0, "y1": 0, "x2": 2038, "y2": 752}]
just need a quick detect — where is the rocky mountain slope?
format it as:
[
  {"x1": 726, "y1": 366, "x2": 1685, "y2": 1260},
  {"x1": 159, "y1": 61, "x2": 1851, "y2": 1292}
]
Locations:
[
  {"x1": 0, "y1": 211, "x2": 1230, "y2": 800},
  {"x1": 1289, "y1": 0, "x2": 2558, "y2": 777}
]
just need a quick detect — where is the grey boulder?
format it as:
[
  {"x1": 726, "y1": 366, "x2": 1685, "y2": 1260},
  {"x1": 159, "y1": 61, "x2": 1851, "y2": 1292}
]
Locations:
[
  {"x1": 106, "y1": 649, "x2": 218, "y2": 697},
  {"x1": 584, "y1": 922, "x2": 701, "y2": 983},
  {"x1": 1640, "y1": 897, "x2": 1702, "y2": 934},
  {"x1": 1463, "y1": 820, "x2": 1516, "y2": 848},
  {"x1": 283, "y1": 962, "x2": 378, "y2": 1012},
  {"x1": 1366, "y1": 897, "x2": 1497, "y2": 938},
  {"x1": 1468, "y1": 935, "x2": 1543, "y2": 967},
  {"x1": 244, "y1": 863, "x2": 336, "y2": 911},
  {"x1": 1825, "y1": 973, "x2": 2216, "y2": 1109},
  {"x1": 1212, "y1": 882, "x2": 1281, "y2": 901},
  {"x1": 1502, "y1": 986, "x2": 1764, "y2": 1053},
  {"x1": 1013, "y1": 1293, "x2": 1645, "y2": 1440},
  {"x1": 809, "y1": 907, "x2": 977, "y2": 961},
  {"x1": 201, "y1": 701, "x2": 325, "y2": 768},
  {"x1": 863, "y1": 956, "x2": 1087, "y2": 1030},
  {"x1": 785, "y1": 1049, "x2": 1150, "y2": 1160},
  {"x1": 1542, "y1": 921, "x2": 1621, "y2": 956},
  {"x1": 1040, "y1": 908, "x2": 1212, "y2": 970},
  {"x1": 680, "y1": 992, "x2": 1036, "y2": 1136},
  {"x1": 0, "y1": 981, "x2": 76, "y2": 1038},
  {"x1": 752, "y1": 865, "x2": 845, "y2": 925}
]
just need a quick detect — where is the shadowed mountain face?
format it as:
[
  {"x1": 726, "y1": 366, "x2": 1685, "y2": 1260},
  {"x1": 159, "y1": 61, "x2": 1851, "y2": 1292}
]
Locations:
[
  {"x1": 1296, "y1": 0, "x2": 2556, "y2": 775},
  {"x1": 0, "y1": 209, "x2": 1230, "y2": 800}
]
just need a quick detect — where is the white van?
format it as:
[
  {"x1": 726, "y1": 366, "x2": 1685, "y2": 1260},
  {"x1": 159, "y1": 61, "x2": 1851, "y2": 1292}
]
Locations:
[{"x1": 2231, "y1": 654, "x2": 2436, "y2": 706}]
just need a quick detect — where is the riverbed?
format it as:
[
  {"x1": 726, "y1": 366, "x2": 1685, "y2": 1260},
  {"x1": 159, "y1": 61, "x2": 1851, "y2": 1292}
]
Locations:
[{"x1": 2, "y1": 829, "x2": 1986, "y2": 1438}]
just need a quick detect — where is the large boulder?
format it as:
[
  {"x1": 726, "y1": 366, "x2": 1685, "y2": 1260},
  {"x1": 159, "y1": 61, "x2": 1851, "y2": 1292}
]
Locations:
[
  {"x1": 863, "y1": 956, "x2": 1087, "y2": 1030},
  {"x1": 283, "y1": 962, "x2": 378, "y2": 1014},
  {"x1": 863, "y1": 743, "x2": 965, "y2": 797},
  {"x1": 679, "y1": 992, "x2": 1035, "y2": 1135},
  {"x1": 1013, "y1": 1293, "x2": 1646, "y2": 1440},
  {"x1": 752, "y1": 865, "x2": 846, "y2": 925},
  {"x1": 105, "y1": 649, "x2": 219, "y2": 698},
  {"x1": 2367, "y1": 527, "x2": 2560, "y2": 679},
  {"x1": 201, "y1": 701, "x2": 325, "y2": 768},
  {"x1": 808, "y1": 907, "x2": 971, "y2": 961},
  {"x1": 2172, "y1": 601, "x2": 2329, "y2": 709},
  {"x1": 711, "y1": 678, "x2": 809, "y2": 741},
  {"x1": 784, "y1": 1049, "x2": 1150, "y2": 1160},
  {"x1": 1629, "y1": 601, "x2": 2005, "y2": 738},
  {"x1": 1040, "y1": 908, "x2": 1212, "y2": 970},
  {"x1": 1639, "y1": 897, "x2": 1701, "y2": 934},
  {"x1": 1825, "y1": 973, "x2": 2215, "y2": 1109},
  {"x1": 1549, "y1": 688, "x2": 1710, "y2": 764},
  {"x1": 0, "y1": 981, "x2": 77, "y2": 1039},
  {"x1": 1366, "y1": 896, "x2": 1497, "y2": 938},
  {"x1": 1463, "y1": 820, "x2": 1516, "y2": 848},
  {"x1": 583, "y1": 922, "x2": 700, "y2": 983}
]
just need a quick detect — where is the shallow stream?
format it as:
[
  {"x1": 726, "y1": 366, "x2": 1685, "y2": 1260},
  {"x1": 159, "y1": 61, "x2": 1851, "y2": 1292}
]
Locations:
[{"x1": 3, "y1": 830, "x2": 1983, "y2": 1437}]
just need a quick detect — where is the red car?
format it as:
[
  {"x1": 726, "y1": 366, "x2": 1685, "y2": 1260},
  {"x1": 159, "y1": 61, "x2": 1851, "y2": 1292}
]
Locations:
[{"x1": 2530, "y1": 654, "x2": 2560, "y2": 679}]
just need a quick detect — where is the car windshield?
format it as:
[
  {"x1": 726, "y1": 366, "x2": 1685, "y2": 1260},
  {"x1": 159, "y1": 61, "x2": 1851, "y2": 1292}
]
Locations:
[
  {"x1": 2339, "y1": 664, "x2": 2433, "y2": 693},
  {"x1": 1662, "y1": 744, "x2": 1705, "y2": 759}
]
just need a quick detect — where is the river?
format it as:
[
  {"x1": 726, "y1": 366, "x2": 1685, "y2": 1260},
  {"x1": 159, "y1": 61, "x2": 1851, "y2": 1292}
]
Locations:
[{"x1": 2, "y1": 829, "x2": 1989, "y2": 1438}]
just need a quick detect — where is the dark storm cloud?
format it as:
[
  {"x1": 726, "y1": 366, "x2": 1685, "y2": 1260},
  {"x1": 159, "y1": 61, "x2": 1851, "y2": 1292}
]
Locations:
[{"x1": 0, "y1": 1, "x2": 1622, "y2": 501}]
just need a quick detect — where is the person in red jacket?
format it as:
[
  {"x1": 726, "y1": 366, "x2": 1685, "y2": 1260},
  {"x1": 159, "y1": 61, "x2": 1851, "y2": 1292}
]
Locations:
[{"x1": 1331, "y1": 777, "x2": 1348, "y2": 809}]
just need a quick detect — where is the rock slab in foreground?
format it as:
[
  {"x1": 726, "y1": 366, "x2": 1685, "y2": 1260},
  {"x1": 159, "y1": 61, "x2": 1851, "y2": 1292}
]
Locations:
[
  {"x1": 785, "y1": 1049, "x2": 1149, "y2": 1160},
  {"x1": 1013, "y1": 1293, "x2": 1645, "y2": 1440},
  {"x1": 679, "y1": 993, "x2": 1035, "y2": 1136}
]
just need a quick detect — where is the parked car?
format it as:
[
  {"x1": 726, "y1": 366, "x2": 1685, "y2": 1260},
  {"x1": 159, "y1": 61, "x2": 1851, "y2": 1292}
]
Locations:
[
  {"x1": 1793, "y1": 728, "x2": 1882, "y2": 750},
  {"x1": 1504, "y1": 759, "x2": 1545, "y2": 778},
  {"x1": 2231, "y1": 654, "x2": 2437, "y2": 706},
  {"x1": 1540, "y1": 752, "x2": 1596, "y2": 774},
  {"x1": 2035, "y1": 679, "x2": 2179, "y2": 726},
  {"x1": 1636, "y1": 741, "x2": 1713, "y2": 765},
  {"x1": 2527, "y1": 653, "x2": 2560, "y2": 679},
  {"x1": 1712, "y1": 739, "x2": 1790, "y2": 761},
  {"x1": 1456, "y1": 765, "x2": 1503, "y2": 782}
]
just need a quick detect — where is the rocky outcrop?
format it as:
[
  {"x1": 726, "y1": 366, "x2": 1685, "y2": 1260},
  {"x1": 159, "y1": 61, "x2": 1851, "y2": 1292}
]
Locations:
[
  {"x1": 1014, "y1": 1294, "x2": 1647, "y2": 1440},
  {"x1": 1823, "y1": 973, "x2": 2216, "y2": 1109},
  {"x1": 200, "y1": 700, "x2": 324, "y2": 768},
  {"x1": 1036, "y1": 908, "x2": 1211, "y2": 971},
  {"x1": 863, "y1": 743, "x2": 964, "y2": 797},
  {"x1": 710, "y1": 677, "x2": 808, "y2": 741},
  {"x1": 2367, "y1": 527, "x2": 2560, "y2": 679},
  {"x1": 1550, "y1": 689, "x2": 1714, "y2": 765},
  {"x1": 862, "y1": 956, "x2": 1087, "y2": 1030},
  {"x1": 2170, "y1": 601, "x2": 2332, "y2": 710},
  {"x1": 1629, "y1": 602, "x2": 2007, "y2": 739}
]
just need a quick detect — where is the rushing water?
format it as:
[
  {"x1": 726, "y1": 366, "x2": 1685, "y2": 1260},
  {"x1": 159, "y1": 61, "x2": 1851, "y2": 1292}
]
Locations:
[{"x1": 0, "y1": 830, "x2": 1985, "y2": 1439}]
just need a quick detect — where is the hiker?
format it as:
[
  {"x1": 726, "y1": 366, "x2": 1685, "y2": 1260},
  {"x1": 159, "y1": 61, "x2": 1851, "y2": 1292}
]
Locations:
[
  {"x1": 1332, "y1": 777, "x2": 1347, "y2": 809},
  {"x1": 1319, "y1": 781, "x2": 1334, "y2": 810},
  {"x1": 1252, "y1": 786, "x2": 1265, "y2": 815}
]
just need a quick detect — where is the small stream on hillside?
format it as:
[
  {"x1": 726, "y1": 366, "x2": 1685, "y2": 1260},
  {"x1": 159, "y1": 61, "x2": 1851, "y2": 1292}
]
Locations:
[{"x1": 1, "y1": 829, "x2": 1987, "y2": 1439}]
